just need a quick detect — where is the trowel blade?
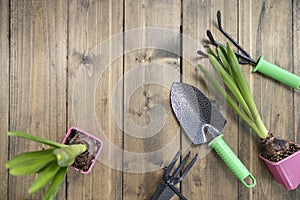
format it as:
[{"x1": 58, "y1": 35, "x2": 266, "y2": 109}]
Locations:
[{"x1": 170, "y1": 82, "x2": 226, "y2": 145}]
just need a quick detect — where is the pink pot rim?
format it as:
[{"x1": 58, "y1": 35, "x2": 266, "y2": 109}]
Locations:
[{"x1": 259, "y1": 149, "x2": 300, "y2": 165}]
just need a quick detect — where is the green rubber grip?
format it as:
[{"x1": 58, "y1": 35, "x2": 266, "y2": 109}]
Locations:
[
  {"x1": 253, "y1": 56, "x2": 300, "y2": 90},
  {"x1": 208, "y1": 134, "x2": 256, "y2": 188}
]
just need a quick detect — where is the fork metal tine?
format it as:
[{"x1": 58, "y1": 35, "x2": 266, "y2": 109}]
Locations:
[
  {"x1": 173, "y1": 154, "x2": 198, "y2": 185},
  {"x1": 153, "y1": 150, "x2": 197, "y2": 200},
  {"x1": 163, "y1": 150, "x2": 181, "y2": 181},
  {"x1": 169, "y1": 151, "x2": 191, "y2": 181}
]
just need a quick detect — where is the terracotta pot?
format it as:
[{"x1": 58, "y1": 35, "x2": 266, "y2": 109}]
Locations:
[
  {"x1": 63, "y1": 127, "x2": 103, "y2": 174},
  {"x1": 259, "y1": 150, "x2": 300, "y2": 190}
]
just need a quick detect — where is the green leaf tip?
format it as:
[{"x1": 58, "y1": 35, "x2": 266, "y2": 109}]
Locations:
[
  {"x1": 9, "y1": 153, "x2": 56, "y2": 176},
  {"x1": 42, "y1": 167, "x2": 68, "y2": 200},
  {"x1": 7, "y1": 131, "x2": 67, "y2": 148},
  {"x1": 28, "y1": 162, "x2": 60, "y2": 194},
  {"x1": 5, "y1": 149, "x2": 55, "y2": 169}
]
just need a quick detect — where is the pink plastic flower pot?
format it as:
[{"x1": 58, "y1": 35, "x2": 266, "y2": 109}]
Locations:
[
  {"x1": 259, "y1": 150, "x2": 300, "y2": 190},
  {"x1": 62, "y1": 127, "x2": 103, "y2": 174}
]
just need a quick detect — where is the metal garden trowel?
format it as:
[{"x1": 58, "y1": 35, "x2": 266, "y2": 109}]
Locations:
[{"x1": 170, "y1": 82, "x2": 256, "y2": 188}]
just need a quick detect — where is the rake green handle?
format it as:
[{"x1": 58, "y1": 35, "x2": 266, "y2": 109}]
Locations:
[
  {"x1": 208, "y1": 134, "x2": 256, "y2": 188},
  {"x1": 253, "y1": 56, "x2": 300, "y2": 90}
]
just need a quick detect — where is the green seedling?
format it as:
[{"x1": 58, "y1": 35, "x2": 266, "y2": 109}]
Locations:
[
  {"x1": 198, "y1": 44, "x2": 300, "y2": 162},
  {"x1": 5, "y1": 131, "x2": 86, "y2": 200}
]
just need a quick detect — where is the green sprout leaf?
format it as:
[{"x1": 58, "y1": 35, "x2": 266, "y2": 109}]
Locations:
[
  {"x1": 43, "y1": 167, "x2": 68, "y2": 200},
  {"x1": 208, "y1": 53, "x2": 253, "y2": 119},
  {"x1": 198, "y1": 64, "x2": 260, "y2": 135},
  {"x1": 216, "y1": 45, "x2": 232, "y2": 76},
  {"x1": 29, "y1": 161, "x2": 60, "y2": 194},
  {"x1": 9, "y1": 153, "x2": 56, "y2": 176},
  {"x1": 5, "y1": 149, "x2": 55, "y2": 169},
  {"x1": 7, "y1": 132, "x2": 66, "y2": 148},
  {"x1": 198, "y1": 44, "x2": 269, "y2": 139}
]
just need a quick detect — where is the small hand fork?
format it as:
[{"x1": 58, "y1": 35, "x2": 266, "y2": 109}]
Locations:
[{"x1": 151, "y1": 150, "x2": 198, "y2": 200}]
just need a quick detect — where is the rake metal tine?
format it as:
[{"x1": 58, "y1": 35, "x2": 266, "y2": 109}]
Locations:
[
  {"x1": 238, "y1": 59, "x2": 251, "y2": 65},
  {"x1": 235, "y1": 52, "x2": 257, "y2": 65},
  {"x1": 170, "y1": 151, "x2": 191, "y2": 181},
  {"x1": 197, "y1": 50, "x2": 208, "y2": 58},
  {"x1": 216, "y1": 10, "x2": 251, "y2": 58},
  {"x1": 206, "y1": 30, "x2": 222, "y2": 47},
  {"x1": 173, "y1": 154, "x2": 198, "y2": 185},
  {"x1": 206, "y1": 30, "x2": 257, "y2": 65},
  {"x1": 163, "y1": 150, "x2": 182, "y2": 181}
]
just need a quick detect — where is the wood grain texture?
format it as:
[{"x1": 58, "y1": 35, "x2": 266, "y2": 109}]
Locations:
[
  {"x1": 3, "y1": 0, "x2": 300, "y2": 199},
  {"x1": 9, "y1": 0, "x2": 67, "y2": 199},
  {"x1": 123, "y1": 0, "x2": 181, "y2": 199},
  {"x1": 67, "y1": 0, "x2": 123, "y2": 199},
  {"x1": 182, "y1": 1, "x2": 240, "y2": 200},
  {"x1": 0, "y1": 0, "x2": 9, "y2": 199},
  {"x1": 239, "y1": 0, "x2": 295, "y2": 199}
]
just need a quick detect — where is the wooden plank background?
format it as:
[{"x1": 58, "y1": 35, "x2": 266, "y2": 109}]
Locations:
[{"x1": 1, "y1": 0, "x2": 299, "y2": 199}]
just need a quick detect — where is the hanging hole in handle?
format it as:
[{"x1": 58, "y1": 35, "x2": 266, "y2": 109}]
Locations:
[{"x1": 241, "y1": 174, "x2": 256, "y2": 188}]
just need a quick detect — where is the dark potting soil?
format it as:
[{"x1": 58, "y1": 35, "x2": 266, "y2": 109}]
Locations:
[
  {"x1": 261, "y1": 133, "x2": 300, "y2": 162},
  {"x1": 65, "y1": 129, "x2": 101, "y2": 172}
]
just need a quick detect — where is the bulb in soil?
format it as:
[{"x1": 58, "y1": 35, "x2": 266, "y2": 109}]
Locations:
[{"x1": 261, "y1": 133, "x2": 300, "y2": 162}]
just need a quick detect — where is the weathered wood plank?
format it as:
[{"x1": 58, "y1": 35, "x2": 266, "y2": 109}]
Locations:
[
  {"x1": 67, "y1": 0, "x2": 123, "y2": 199},
  {"x1": 123, "y1": 0, "x2": 181, "y2": 199},
  {"x1": 182, "y1": 1, "x2": 239, "y2": 199},
  {"x1": 239, "y1": 0, "x2": 295, "y2": 199},
  {"x1": 237, "y1": 2, "x2": 259, "y2": 200},
  {"x1": 294, "y1": 0, "x2": 300, "y2": 198},
  {"x1": 0, "y1": 0, "x2": 9, "y2": 199},
  {"x1": 9, "y1": 0, "x2": 67, "y2": 199}
]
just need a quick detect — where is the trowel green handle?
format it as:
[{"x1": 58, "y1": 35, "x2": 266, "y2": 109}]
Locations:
[
  {"x1": 253, "y1": 56, "x2": 300, "y2": 90},
  {"x1": 208, "y1": 134, "x2": 256, "y2": 188}
]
